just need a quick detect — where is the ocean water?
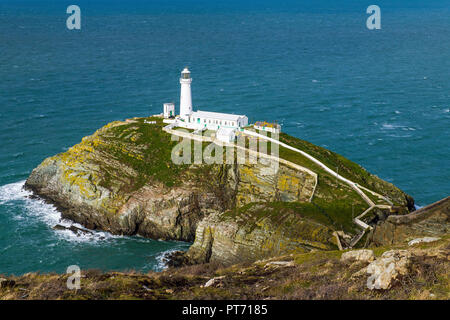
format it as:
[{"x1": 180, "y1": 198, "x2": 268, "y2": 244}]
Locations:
[{"x1": 0, "y1": 0, "x2": 449, "y2": 275}]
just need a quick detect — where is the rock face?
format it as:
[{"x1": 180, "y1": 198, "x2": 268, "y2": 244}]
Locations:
[
  {"x1": 25, "y1": 156, "x2": 218, "y2": 241},
  {"x1": 235, "y1": 162, "x2": 316, "y2": 205},
  {"x1": 371, "y1": 197, "x2": 450, "y2": 246},
  {"x1": 25, "y1": 117, "x2": 414, "y2": 265},
  {"x1": 366, "y1": 250, "x2": 412, "y2": 290},
  {"x1": 186, "y1": 204, "x2": 338, "y2": 265}
]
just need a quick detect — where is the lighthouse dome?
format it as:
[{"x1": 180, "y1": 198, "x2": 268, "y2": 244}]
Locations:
[{"x1": 181, "y1": 67, "x2": 191, "y2": 79}]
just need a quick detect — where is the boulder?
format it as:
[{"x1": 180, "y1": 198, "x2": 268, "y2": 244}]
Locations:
[
  {"x1": 408, "y1": 237, "x2": 441, "y2": 246},
  {"x1": 53, "y1": 224, "x2": 94, "y2": 236},
  {"x1": 265, "y1": 261, "x2": 295, "y2": 268},
  {"x1": 204, "y1": 276, "x2": 226, "y2": 288},
  {"x1": 341, "y1": 249, "x2": 375, "y2": 263},
  {"x1": 366, "y1": 250, "x2": 412, "y2": 290}
]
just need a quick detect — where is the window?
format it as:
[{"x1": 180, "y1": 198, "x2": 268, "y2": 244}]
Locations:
[{"x1": 182, "y1": 73, "x2": 190, "y2": 79}]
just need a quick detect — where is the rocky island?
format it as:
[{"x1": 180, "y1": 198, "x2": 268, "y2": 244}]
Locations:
[
  {"x1": 24, "y1": 116, "x2": 414, "y2": 262},
  {"x1": 2, "y1": 116, "x2": 447, "y2": 300}
]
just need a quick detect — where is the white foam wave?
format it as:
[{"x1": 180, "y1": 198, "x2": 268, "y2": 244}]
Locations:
[
  {"x1": 155, "y1": 249, "x2": 180, "y2": 271},
  {"x1": 381, "y1": 123, "x2": 403, "y2": 130},
  {"x1": 0, "y1": 181, "x2": 116, "y2": 243},
  {"x1": 381, "y1": 123, "x2": 417, "y2": 133},
  {"x1": 0, "y1": 180, "x2": 31, "y2": 203},
  {"x1": 290, "y1": 121, "x2": 304, "y2": 128}
]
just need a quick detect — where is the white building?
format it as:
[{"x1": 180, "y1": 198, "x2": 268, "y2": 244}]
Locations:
[
  {"x1": 163, "y1": 103, "x2": 175, "y2": 118},
  {"x1": 216, "y1": 127, "x2": 237, "y2": 143},
  {"x1": 184, "y1": 110, "x2": 248, "y2": 131},
  {"x1": 165, "y1": 67, "x2": 249, "y2": 142}
]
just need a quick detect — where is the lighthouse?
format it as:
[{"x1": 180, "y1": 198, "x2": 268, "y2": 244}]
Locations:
[
  {"x1": 179, "y1": 67, "x2": 193, "y2": 118},
  {"x1": 162, "y1": 67, "x2": 250, "y2": 142}
]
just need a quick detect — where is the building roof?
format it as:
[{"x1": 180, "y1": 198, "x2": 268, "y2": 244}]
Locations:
[
  {"x1": 216, "y1": 127, "x2": 236, "y2": 135},
  {"x1": 192, "y1": 110, "x2": 247, "y2": 121},
  {"x1": 254, "y1": 121, "x2": 280, "y2": 129}
]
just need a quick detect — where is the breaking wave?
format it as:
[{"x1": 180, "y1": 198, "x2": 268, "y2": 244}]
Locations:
[{"x1": 0, "y1": 181, "x2": 116, "y2": 243}]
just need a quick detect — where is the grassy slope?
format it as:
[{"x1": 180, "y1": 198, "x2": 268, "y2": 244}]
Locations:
[
  {"x1": 279, "y1": 133, "x2": 380, "y2": 191},
  {"x1": 278, "y1": 145, "x2": 368, "y2": 232},
  {"x1": 278, "y1": 133, "x2": 409, "y2": 206},
  {"x1": 1, "y1": 235, "x2": 448, "y2": 300},
  {"x1": 90, "y1": 116, "x2": 188, "y2": 191}
]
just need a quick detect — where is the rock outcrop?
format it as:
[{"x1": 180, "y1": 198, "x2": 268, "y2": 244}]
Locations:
[
  {"x1": 341, "y1": 249, "x2": 375, "y2": 263},
  {"x1": 371, "y1": 197, "x2": 450, "y2": 246},
  {"x1": 366, "y1": 250, "x2": 412, "y2": 290},
  {"x1": 408, "y1": 237, "x2": 441, "y2": 246},
  {"x1": 186, "y1": 203, "x2": 338, "y2": 265}
]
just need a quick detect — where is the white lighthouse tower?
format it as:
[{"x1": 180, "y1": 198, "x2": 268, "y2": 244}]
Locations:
[{"x1": 179, "y1": 67, "x2": 193, "y2": 118}]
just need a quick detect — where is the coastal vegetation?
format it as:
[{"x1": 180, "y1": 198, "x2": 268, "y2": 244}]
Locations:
[{"x1": 1, "y1": 234, "x2": 448, "y2": 300}]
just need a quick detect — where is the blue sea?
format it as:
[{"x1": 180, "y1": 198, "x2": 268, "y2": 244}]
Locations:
[{"x1": 0, "y1": 0, "x2": 449, "y2": 275}]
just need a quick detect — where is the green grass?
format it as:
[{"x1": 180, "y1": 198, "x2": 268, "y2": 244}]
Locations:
[
  {"x1": 97, "y1": 117, "x2": 188, "y2": 191},
  {"x1": 278, "y1": 133, "x2": 396, "y2": 197},
  {"x1": 275, "y1": 144, "x2": 368, "y2": 232}
]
